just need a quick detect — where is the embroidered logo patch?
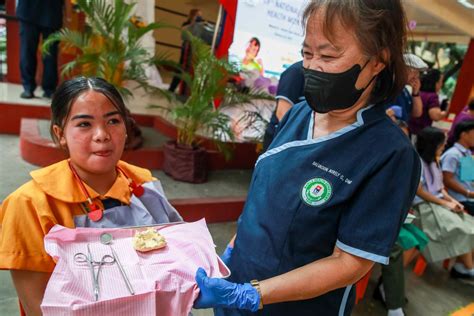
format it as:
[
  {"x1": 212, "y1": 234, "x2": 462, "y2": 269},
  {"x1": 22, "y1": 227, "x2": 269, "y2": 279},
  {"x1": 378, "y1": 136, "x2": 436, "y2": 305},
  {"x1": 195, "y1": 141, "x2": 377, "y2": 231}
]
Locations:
[{"x1": 301, "y1": 178, "x2": 332, "y2": 206}]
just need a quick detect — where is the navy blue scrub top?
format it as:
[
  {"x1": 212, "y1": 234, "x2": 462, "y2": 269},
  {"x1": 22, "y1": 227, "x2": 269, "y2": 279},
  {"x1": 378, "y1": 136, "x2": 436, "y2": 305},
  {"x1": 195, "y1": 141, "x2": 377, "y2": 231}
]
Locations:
[
  {"x1": 385, "y1": 87, "x2": 413, "y2": 122},
  {"x1": 275, "y1": 61, "x2": 305, "y2": 106},
  {"x1": 263, "y1": 61, "x2": 305, "y2": 151},
  {"x1": 223, "y1": 102, "x2": 421, "y2": 316}
]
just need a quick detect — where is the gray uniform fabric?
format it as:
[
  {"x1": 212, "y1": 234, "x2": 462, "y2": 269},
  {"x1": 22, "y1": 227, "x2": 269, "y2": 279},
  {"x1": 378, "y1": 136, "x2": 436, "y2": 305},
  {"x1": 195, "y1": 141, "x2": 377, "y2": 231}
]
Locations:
[
  {"x1": 74, "y1": 181, "x2": 182, "y2": 228},
  {"x1": 413, "y1": 202, "x2": 474, "y2": 262}
]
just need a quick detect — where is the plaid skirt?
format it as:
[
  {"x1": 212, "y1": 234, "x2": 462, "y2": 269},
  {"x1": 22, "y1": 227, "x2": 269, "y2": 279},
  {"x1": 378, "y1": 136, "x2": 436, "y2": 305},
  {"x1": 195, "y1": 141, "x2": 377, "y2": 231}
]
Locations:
[{"x1": 413, "y1": 202, "x2": 474, "y2": 263}]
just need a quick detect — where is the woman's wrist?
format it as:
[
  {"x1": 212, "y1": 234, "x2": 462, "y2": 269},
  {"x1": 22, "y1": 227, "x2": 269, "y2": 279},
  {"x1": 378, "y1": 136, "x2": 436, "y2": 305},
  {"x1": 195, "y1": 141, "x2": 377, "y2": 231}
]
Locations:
[
  {"x1": 466, "y1": 189, "x2": 471, "y2": 198},
  {"x1": 250, "y1": 280, "x2": 264, "y2": 310}
]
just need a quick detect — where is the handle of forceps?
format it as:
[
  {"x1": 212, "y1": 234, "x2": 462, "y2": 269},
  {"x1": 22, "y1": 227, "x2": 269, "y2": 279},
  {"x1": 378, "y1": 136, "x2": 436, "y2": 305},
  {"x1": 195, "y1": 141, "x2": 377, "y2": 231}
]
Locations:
[
  {"x1": 109, "y1": 246, "x2": 135, "y2": 295},
  {"x1": 87, "y1": 244, "x2": 100, "y2": 301}
]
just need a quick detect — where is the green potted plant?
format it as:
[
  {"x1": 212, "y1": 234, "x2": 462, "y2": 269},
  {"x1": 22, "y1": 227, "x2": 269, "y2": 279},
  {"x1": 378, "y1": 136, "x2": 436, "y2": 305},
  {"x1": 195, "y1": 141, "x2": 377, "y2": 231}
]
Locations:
[
  {"x1": 155, "y1": 34, "x2": 274, "y2": 183},
  {"x1": 42, "y1": 0, "x2": 176, "y2": 149},
  {"x1": 43, "y1": 0, "x2": 172, "y2": 97}
]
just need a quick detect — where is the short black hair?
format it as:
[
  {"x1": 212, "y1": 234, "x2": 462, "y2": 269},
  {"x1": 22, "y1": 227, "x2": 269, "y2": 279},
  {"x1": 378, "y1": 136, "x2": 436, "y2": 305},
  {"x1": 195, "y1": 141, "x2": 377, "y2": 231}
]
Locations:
[
  {"x1": 50, "y1": 76, "x2": 131, "y2": 144},
  {"x1": 420, "y1": 69, "x2": 442, "y2": 93},
  {"x1": 416, "y1": 127, "x2": 445, "y2": 163},
  {"x1": 454, "y1": 120, "x2": 474, "y2": 142}
]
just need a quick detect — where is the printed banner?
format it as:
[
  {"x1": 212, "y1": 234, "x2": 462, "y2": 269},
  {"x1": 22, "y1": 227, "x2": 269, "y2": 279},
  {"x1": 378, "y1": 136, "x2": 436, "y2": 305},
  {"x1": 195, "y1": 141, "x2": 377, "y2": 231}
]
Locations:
[{"x1": 228, "y1": 0, "x2": 309, "y2": 77}]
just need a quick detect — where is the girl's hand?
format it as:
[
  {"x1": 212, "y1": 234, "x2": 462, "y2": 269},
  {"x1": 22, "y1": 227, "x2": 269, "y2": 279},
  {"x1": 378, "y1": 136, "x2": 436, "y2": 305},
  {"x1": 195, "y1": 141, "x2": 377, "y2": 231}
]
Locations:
[
  {"x1": 442, "y1": 200, "x2": 464, "y2": 213},
  {"x1": 453, "y1": 201, "x2": 465, "y2": 213}
]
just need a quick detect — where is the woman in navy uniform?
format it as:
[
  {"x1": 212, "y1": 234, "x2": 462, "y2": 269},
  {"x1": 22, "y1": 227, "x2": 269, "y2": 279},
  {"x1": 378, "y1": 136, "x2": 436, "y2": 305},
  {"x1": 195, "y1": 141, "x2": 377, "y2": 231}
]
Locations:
[{"x1": 194, "y1": 1, "x2": 421, "y2": 315}]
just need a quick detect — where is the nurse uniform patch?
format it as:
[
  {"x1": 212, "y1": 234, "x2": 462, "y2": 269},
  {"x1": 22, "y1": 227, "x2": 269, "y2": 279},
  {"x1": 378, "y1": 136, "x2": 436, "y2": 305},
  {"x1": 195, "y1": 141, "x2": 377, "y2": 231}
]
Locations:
[{"x1": 301, "y1": 178, "x2": 332, "y2": 206}]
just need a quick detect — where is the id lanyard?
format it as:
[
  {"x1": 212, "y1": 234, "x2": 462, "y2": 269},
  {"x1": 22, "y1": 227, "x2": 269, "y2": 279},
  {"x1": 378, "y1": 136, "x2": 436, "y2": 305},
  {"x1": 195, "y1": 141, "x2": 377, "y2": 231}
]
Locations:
[{"x1": 68, "y1": 161, "x2": 144, "y2": 222}]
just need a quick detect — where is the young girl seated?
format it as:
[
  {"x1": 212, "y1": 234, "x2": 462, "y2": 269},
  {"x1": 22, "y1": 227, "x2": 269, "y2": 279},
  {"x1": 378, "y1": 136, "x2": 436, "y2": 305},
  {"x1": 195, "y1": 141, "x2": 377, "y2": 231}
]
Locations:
[
  {"x1": 0, "y1": 77, "x2": 182, "y2": 315},
  {"x1": 413, "y1": 127, "x2": 474, "y2": 279}
]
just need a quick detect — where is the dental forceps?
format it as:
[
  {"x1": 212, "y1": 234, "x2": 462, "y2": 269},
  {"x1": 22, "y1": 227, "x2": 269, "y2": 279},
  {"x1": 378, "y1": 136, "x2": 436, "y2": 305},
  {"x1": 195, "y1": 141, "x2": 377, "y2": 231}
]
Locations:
[{"x1": 74, "y1": 244, "x2": 115, "y2": 301}]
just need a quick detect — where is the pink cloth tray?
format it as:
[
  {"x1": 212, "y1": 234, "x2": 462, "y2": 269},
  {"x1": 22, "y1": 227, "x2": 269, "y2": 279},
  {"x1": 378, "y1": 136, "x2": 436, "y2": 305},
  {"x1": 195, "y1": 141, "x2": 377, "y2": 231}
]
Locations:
[{"x1": 41, "y1": 219, "x2": 229, "y2": 316}]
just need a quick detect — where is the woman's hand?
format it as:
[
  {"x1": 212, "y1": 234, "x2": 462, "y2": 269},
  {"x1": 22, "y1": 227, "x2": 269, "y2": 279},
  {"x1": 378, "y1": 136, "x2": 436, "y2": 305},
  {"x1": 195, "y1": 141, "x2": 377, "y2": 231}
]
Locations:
[
  {"x1": 193, "y1": 268, "x2": 260, "y2": 311},
  {"x1": 408, "y1": 76, "x2": 420, "y2": 95}
]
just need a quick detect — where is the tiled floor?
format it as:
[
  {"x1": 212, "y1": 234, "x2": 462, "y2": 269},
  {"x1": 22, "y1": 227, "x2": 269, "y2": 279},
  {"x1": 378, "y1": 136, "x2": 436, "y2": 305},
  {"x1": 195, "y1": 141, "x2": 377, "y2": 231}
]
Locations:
[{"x1": 0, "y1": 82, "x2": 50, "y2": 106}]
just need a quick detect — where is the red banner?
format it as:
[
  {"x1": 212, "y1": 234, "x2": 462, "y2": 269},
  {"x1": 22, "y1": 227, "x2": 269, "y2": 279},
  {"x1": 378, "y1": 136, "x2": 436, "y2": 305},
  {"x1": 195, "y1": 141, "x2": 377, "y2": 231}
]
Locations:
[{"x1": 216, "y1": 0, "x2": 238, "y2": 58}]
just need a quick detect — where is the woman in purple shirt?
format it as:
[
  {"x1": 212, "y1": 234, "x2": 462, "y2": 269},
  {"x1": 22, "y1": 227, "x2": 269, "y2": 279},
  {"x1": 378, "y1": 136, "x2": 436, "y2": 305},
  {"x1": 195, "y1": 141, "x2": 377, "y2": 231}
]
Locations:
[
  {"x1": 409, "y1": 69, "x2": 448, "y2": 135},
  {"x1": 447, "y1": 98, "x2": 474, "y2": 148}
]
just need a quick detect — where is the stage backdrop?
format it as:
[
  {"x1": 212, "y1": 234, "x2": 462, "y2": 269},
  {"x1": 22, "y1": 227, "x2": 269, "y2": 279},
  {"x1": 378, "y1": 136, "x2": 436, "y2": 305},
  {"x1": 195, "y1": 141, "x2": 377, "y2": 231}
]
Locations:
[{"x1": 228, "y1": 0, "x2": 308, "y2": 78}]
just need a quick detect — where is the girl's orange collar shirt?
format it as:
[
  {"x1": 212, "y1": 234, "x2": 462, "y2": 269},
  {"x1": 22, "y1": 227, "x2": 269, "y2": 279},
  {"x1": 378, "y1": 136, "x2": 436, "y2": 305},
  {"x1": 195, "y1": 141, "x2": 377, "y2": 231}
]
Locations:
[{"x1": 0, "y1": 160, "x2": 154, "y2": 272}]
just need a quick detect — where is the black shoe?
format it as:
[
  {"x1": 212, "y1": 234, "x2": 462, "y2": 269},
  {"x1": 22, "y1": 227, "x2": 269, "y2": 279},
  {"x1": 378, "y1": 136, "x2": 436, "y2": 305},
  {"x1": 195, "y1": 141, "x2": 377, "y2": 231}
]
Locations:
[
  {"x1": 20, "y1": 91, "x2": 34, "y2": 99},
  {"x1": 450, "y1": 267, "x2": 473, "y2": 279},
  {"x1": 42, "y1": 91, "x2": 53, "y2": 99}
]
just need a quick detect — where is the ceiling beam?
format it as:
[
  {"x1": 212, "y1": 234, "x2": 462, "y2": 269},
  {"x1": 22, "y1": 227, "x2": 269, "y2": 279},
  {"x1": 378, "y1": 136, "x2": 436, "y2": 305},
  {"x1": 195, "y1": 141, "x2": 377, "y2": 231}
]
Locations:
[
  {"x1": 407, "y1": 0, "x2": 474, "y2": 37},
  {"x1": 409, "y1": 33, "x2": 471, "y2": 44}
]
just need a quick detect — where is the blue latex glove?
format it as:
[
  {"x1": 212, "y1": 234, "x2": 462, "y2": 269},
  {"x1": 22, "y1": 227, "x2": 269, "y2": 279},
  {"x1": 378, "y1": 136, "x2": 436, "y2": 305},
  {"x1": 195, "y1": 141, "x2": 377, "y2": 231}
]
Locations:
[
  {"x1": 221, "y1": 245, "x2": 233, "y2": 266},
  {"x1": 194, "y1": 268, "x2": 260, "y2": 312}
]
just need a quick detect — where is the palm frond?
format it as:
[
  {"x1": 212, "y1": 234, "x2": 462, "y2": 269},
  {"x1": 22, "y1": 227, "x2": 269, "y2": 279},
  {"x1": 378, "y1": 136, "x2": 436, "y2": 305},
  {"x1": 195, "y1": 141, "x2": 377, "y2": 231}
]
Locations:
[
  {"x1": 128, "y1": 21, "x2": 169, "y2": 44},
  {"x1": 222, "y1": 89, "x2": 275, "y2": 107},
  {"x1": 60, "y1": 60, "x2": 79, "y2": 77},
  {"x1": 43, "y1": 29, "x2": 90, "y2": 55},
  {"x1": 40, "y1": 0, "x2": 175, "y2": 103}
]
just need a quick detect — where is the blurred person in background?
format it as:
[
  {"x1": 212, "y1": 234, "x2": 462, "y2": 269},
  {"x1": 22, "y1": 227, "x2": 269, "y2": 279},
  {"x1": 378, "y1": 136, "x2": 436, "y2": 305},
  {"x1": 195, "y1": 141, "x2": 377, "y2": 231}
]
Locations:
[
  {"x1": 16, "y1": 0, "x2": 63, "y2": 99},
  {"x1": 262, "y1": 60, "x2": 305, "y2": 151},
  {"x1": 413, "y1": 127, "x2": 474, "y2": 280},
  {"x1": 168, "y1": 8, "x2": 203, "y2": 94},
  {"x1": 409, "y1": 69, "x2": 448, "y2": 135},
  {"x1": 385, "y1": 53, "x2": 427, "y2": 123},
  {"x1": 441, "y1": 120, "x2": 474, "y2": 216},
  {"x1": 446, "y1": 98, "x2": 474, "y2": 149}
]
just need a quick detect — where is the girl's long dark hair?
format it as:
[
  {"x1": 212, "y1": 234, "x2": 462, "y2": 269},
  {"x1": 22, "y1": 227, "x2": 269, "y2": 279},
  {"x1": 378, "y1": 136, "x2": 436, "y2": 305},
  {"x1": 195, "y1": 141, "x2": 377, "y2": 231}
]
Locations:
[{"x1": 416, "y1": 127, "x2": 445, "y2": 163}]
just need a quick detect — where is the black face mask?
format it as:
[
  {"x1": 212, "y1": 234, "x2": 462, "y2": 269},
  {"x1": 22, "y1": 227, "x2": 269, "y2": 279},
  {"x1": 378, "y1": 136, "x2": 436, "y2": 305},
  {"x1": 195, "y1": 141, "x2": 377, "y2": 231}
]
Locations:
[{"x1": 303, "y1": 60, "x2": 375, "y2": 113}]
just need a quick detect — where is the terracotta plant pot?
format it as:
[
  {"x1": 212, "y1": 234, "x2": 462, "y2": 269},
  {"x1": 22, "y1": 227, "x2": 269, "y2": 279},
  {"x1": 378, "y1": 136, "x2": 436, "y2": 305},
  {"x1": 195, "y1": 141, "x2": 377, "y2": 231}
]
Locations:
[{"x1": 163, "y1": 141, "x2": 208, "y2": 183}]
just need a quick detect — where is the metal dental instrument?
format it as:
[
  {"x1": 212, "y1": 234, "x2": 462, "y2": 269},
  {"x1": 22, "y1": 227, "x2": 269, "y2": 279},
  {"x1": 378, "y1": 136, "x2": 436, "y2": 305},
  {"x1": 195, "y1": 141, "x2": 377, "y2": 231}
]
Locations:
[
  {"x1": 74, "y1": 244, "x2": 115, "y2": 301},
  {"x1": 100, "y1": 233, "x2": 135, "y2": 295},
  {"x1": 121, "y1": 221, "x2": 186, "y2": 229}
]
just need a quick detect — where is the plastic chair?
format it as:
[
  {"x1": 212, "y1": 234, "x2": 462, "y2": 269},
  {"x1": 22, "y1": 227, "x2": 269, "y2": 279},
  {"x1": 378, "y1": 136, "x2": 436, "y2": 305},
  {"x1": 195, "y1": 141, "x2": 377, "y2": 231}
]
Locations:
[
  {"x1": 413, "y1": 255, "x2": 428, "y2": 276},
  {"x1": 413, "y1": 255, "x2": 451, "y2": 276},
  {"x1": 355, "y1": 268, "x2": 373, "y2": 304}
]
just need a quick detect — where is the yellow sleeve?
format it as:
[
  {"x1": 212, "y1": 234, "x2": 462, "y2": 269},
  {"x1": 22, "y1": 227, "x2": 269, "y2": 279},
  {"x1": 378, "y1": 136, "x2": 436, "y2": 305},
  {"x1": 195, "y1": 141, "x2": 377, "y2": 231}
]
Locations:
[{"x1": 0, "y1": 182, "x2": 56, "y2": 272}]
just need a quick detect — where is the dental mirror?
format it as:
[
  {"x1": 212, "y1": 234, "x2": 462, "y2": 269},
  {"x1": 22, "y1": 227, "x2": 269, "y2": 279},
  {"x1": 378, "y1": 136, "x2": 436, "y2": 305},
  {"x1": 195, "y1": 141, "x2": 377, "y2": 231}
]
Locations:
[{"x1": 100, "y1": 233, "x2": 113, "y2": 245}]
